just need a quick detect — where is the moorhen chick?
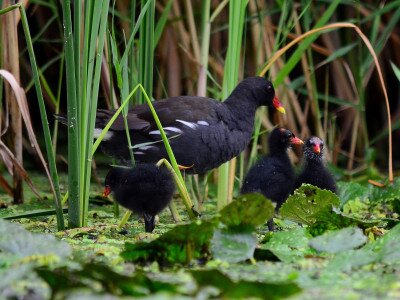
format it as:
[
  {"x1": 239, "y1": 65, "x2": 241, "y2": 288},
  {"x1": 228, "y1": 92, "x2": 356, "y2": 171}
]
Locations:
[
  {"x1": 95, "y1": 77, "x2": 284, "y2": 174},
  {"x1": 241, "y1": 128, "x2": 303, "y2": 209},
  {"x1": 103, "y1": 164, "x2": 175, "y2": 232},
  {"x1": 294, "y1": 136, "x2": 336, "y2": 193}
]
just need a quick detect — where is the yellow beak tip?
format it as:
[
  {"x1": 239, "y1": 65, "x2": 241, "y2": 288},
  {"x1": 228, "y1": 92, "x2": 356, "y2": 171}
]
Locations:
[{"x1": 276, "y1": 106, "x2": 286, "y2": 114}]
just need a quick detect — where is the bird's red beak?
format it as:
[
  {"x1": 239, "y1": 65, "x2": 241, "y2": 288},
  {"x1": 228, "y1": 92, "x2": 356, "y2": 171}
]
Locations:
[
  {"x1": 291, "y1": 137, "x2": 304, "y2": 145},
  {"x1": 313, "y1": 144, "x2": 321, "y2": 154},
  {"x1": 103, "y1": 185, "x2": 111, "y2": 197},
  {"x1": 272, "y1": 96, "x2": 285, "y2": 114}
]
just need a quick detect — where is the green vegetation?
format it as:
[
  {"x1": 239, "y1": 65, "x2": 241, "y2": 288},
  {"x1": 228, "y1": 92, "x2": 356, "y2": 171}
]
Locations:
[{"x1": 0, "y1": 0, "x2": 400, "y2": 298}]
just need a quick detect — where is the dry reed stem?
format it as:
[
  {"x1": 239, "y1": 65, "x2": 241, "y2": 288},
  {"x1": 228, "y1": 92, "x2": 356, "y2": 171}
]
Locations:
[
  {"x1": 259, "y1": 22, "x2": 393, "y2": 182},
  {"x1": 2, "y1": 0, "x2": 23, "y2": 203}
]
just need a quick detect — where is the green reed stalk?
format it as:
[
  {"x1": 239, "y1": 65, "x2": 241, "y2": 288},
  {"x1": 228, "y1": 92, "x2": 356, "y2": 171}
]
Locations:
[
  {"x1": 15, "y1": 4, "x2": 65, "y2": 229},
  {"x1": 217, "y1": 0, "x2": 248, "y2": 210},
  {"x1": 138, "y1": 0, "x2": 155, "y2": 104},
  {"x1": 61, "y1": 0, "x2": 110, "y2": 228},
  {"x1": 82, "y1": 0, "x2": 110, "y2": 226},
  {"x1": 61, "y1": 0, "x2": 80, "y2": 227},
  {"x1": 197, "y1": 0, "x2": 211, "y2": 96}
]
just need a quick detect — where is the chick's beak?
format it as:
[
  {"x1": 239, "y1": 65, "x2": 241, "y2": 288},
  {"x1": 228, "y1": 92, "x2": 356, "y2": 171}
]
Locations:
[
  {"x1": 272, "y1": 96, "x2": 286, "y2": 114},
  {"x1": 291, "y1": 137, "x2": 304, "y2": 145},
  {"x1": 103, "y1": 185, "x2": 111, "y2": 197},
  {"x1": 313, "y1": 144, "x2": 321, "y2": 154}
]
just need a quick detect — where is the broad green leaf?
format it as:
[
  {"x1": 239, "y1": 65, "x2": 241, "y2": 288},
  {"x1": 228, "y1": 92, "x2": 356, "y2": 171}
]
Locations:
[
  {"x1": 263, "y1": 228, "x2": 312, "y2": 262},
  {"x1": 280, "y1": 184, "x2": 340, "y2": 226},
  {"x1": 324, "y1": 248, "x2": 378, "y2": 273},
  {"x1": 337, "y1": 181, "x2": 370, "y2": 206},
  {"x1": 211, "y1": 229, "x2": 257, "y2": 263},
  {"x1": 369, "y1": 177, "x2": 400, "y2": 203},
  {"x1": 190, "y1": 269, "x2": 301, "y2": 299},
  {"x1": 309, "y1": 206, "x2": 380, "y2": 235},
  {"x1": 36, "y1": 263, "x2": 177, "y2": 297},
  {"x1": 121, "y1": 219, "x2": 218, "y2": 264},
  {"x1": 219, "y1": 193, "x2": 274, "y2": 229},
  {"x1": 366, "y1": 223, "x2": 400, "y2": 264},
  {"x1": 35, "y1": 266, "x2": 88, "y2": 295},
  {"x1": 309, "y1": 227, "x2": 367, "y2": 253},
  {"x1": 325, "y1": 223, "x2": 400, "y2": 273},
  {"x1": 0, "y1": 219, "x2": 71, "y2": 259}
]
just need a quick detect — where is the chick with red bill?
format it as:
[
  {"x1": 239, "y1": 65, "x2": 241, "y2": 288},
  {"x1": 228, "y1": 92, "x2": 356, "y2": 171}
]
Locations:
[
  {"x1": 241, "y1": 127, "x2": 303, "y2": 210},
  {"x1": 294, "y1": 136, "x2": 336, "y2": 193},
  {"x1": 103, "y1": 164, "x2": 175, "y2": 233}
]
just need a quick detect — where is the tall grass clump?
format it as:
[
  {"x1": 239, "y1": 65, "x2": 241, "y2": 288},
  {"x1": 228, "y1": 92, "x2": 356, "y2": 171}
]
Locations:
[
  {"x1": 62, "y1": 0, "x2": 110, "y2": 227},
  {"x1": 0, "y1": 3, "x2": 65, "y2": 229},
  {"x1": 217, "y1": 0, "x2": 249, "y2": 210}
]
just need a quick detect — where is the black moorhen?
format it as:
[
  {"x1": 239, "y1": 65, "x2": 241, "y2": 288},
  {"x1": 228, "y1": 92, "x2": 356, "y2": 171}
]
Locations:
[
  {"x1": 294, "y1": 136, "x2": 336, "y2": 193},
  {"x1": 241, "y1": 128, "x2": 303, "y2": 209},
  {"x1": 103, "y1": 164, "x2": 175, "y2": 232},
  {"x1": 95, "y1": 77, "x2": 284, "y2": 174}
]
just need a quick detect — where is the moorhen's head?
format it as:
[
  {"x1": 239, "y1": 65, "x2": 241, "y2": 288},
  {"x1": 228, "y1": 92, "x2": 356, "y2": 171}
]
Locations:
[
  {"x1": 303, "y1": 136, "x2": 324, "y2": 162},
  {"x1": 103, "y1": 167, "x2": 129, "y2": 197},
  {"x1": 233, "y1": 77, "x2": 285, "y2": 113},
  {"x1": 268, "y1": 127, "x2": 303, "y2": 153}
]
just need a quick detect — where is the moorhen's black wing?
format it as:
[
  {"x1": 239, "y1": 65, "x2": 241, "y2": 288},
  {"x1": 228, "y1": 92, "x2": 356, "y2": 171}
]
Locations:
[
  {"x1": 96, "y1": 97, "x2": 228, "y2": 173},
  {"x1": 96, "y1": 77, "x2": 281, "y2": 174}
]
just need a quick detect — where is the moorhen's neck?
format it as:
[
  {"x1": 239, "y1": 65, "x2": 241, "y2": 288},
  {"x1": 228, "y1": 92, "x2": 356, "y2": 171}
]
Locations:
[
  {"x1": 224, "y1": 88, "x2": 260, "y2": 117},
  {"x1": 304, "y1": 155, "x2": 324, "y2": 168},
  {"x1": 269, "y1": 138, "x2": 291, "y2": 157},
  {"x1": 270, "y1": 148, "x2": 290, "y2": 162}
]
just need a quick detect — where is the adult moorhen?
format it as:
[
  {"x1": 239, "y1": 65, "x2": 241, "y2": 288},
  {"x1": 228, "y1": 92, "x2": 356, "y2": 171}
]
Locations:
[
  {"x1": 103, "y1": 164, "x2": 175, "y2": 233},
  {"x1": 95, "y1": 77, "x2": 284, "y2": 174},
  {"x1": 241, "y1": 127, "x2": 303, "y2": 209},
  {"x1": 294, "y1": 136, "x2": 336, "y2": 193}
]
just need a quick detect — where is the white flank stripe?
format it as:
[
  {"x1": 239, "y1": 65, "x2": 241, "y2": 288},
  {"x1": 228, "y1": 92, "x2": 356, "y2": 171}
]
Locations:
[
  {"x1": 94, "y1": 128, "x2": 114, "y2": 141},
  {"x1": 134, "y1": 151, "x2": 145, "y2": 155},
  {"x1": 138, "y1": 145, "x2": 155, "y2": 151},
  {"x1": 149, "y1": 130, "x2": 161, "y2": 135},
  {"x1": 197, "y1": 121, "x2": 209, "y2": 126},
  {"x1": 176, "y1": 119, "x2": 198, "y2": 129},
  {"x1": 164, "y1": 127, "x2": 183, "y2": 133}
]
